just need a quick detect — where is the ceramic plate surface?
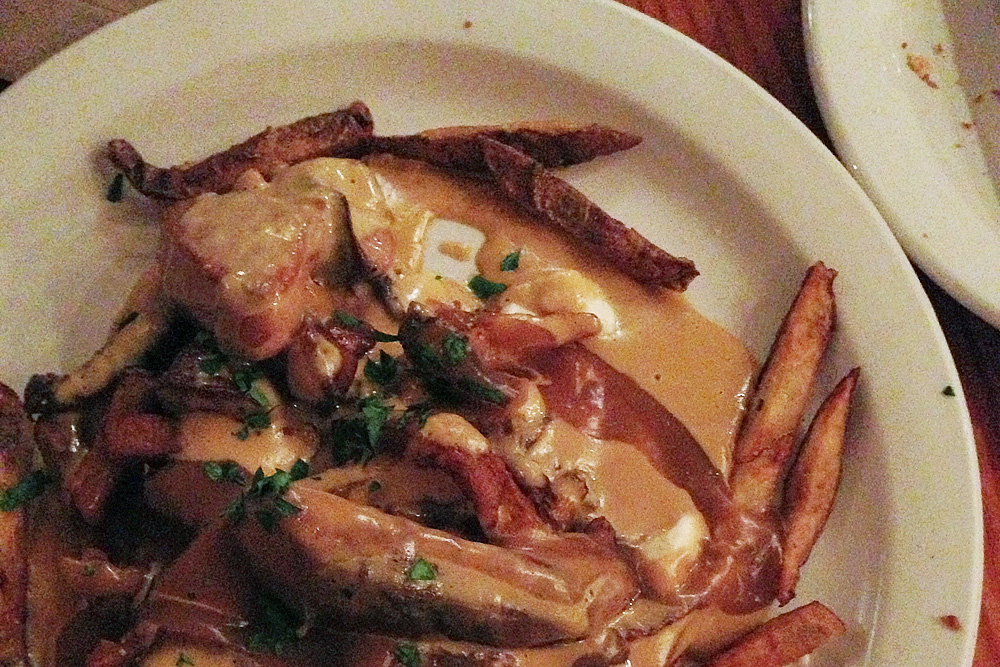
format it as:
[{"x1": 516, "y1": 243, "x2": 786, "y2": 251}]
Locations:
[
  {"x1": 806, "y1": 0, "x2": 1000, "y2": 327},
  {"x1": 0, "y1": 0, "x2": 982, "y2": 665}
]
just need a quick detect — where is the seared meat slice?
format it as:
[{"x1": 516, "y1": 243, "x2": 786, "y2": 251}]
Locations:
[
  {"x1": 108, "y1": 102, "x2": 374, "y2": 200},
  {"x1": 364, "y1": 121, "x2": 641, "y2": 173},
  {"x1": 159, "y1": 162, "x2": 354, "y2": 360},
  {"x1": 234, "y1": 486, "x2": 638, "y2": 648}
]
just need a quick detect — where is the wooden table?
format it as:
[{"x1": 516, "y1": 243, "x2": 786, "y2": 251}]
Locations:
[
  {"x1": 616, "y1": 0, "x2": 999, "y2": 664},
  {"x1": 1, "y1": 0, "x2": 997, "y2": 663}
]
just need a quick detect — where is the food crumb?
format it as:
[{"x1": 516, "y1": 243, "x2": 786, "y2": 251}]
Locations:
[
  {"x1": 463, "y1": 20, "x2": 473, "y2": 28},
  {"x1": 906, "y1": 53, "x2": 939, "y2": 88},
  {"x1": 939, "y1": 614, "x2": 962, "y2": 631},
  {"x1": 973, "y1": 93, "x2": 985, "y2": 104},
  {"x1": 992, "y1": 89, "x2": 1000, "y2": 102},
  {"x1": 932, "y1": 42, "x2": 945, "y2": 55},
  {"x1": 901, "y1": 42, "x2": 908, "y2": 49},
  {"x1": 438, "y1": 240, "x2": 473, "y2": 261},
  {"x1": 961, "y1": 121, "x2": 973, "y2": 130}
]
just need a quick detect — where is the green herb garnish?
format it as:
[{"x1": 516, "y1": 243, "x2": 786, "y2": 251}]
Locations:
[
  {"x1": 246, "y1": 590, "x2": 302, "y2": 655},
  {"x1": 335, "y1": 310, "x2": 363, "y2": 328},
  {"x1": 82, "y1": 563, "x2": 97, "y2": 577},
  {"x1": 176, "y1": 654, "x2": 195, "y2": 666},
  {"x1": 441, "y1": 332, "x2": 469, "y2": 366},
  {"x1": 223, "y1": 460, "x2": 309, "y2": 532},
  {"x1": 942, "y1": 385, "x2": 956, "y2": 397},
  {"x1": 106, "y1": 173, "x2": 125, "y2": 202},
  {"x1": 246, "y1": 412, "x2": 271, "y2": 431},
  {"x1": 406, "y1": 558, "x2": 438, "y2": 581},
  {"x1": 368, "y1": 480, "x2": 382, "y2": 494},
  {"x1": 203, "y1": 460, "x2": 246, "y2": 484},
  {"x1": 0, "y1": 471, "x2": 51, "y2": 512},
  {"x1": 500, "y1": 249, "x2": 521, "y2": 271},
  {"x1": 364, "y1": 351, "x2": 399, "y2": 386},
  {"x1": 335, "y1": 310, "x2": 399, "y2": 342},
  {"x1": 394, "y1": 643, "x2": 422, "y2": 667},
  {"x1": 468, "y1": 274, "x2": 507, "y2": 299}
]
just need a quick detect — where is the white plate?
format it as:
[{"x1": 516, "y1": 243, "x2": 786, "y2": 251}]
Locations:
[
  {"x1": 0, "y1": 0, "x2": 982, "y2": 665},
  {"x1": 806, "y1": 0, "x2": 1000, "y2": 328}
]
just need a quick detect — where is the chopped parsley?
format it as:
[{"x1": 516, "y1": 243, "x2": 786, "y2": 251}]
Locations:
[
  {"x1": 441, "y1": 332, "x2": 469, "y2": 365},
  {"x1": 942, "y1": 385, "x2": 956, "y2": 397},
  {"x1": 368, "y1": 480, "x2": 383, "y2": 494},
  {"x1": 0, "y1": 471, "x2": 51, "y2": 512},
  {"x1": 335, "y1": 310, "x2": 398, "y2": 342},
  {"x1": 82, "y1": 563, "x2": 97, "y2": 577},
  {"x1": 198, "y1": 354, "x2": 225, "y2": 376},
  {"x1": 235, "y1": 411, "x2": 271, "y2": 441},
  {"x1": 468, "y1": 274, "x2": 507, "y2": 299},
  {"x1": 334, "y1": 311, "x2": 363, "y2": 328},
  {"x1": 203, "y1": 460, "x2": 246, "y2": 485},
  {"x1": 394, "y1": 643, "x2": 422, "y2": 667},
  {"x1": 106, "y1": 173, "x2": 126, "y2": 202},
  {"x1": 248, "y1": 384, "x2": 271, "y2": 409},
  {"x1": 176, "y1": 654, "x2": 195, "y2": 666},
  {"x1": 456, "y1": 378, "x2": 507, "y2": 405},
  {"x1": 223, "y1": 460, "x2": 309, "y2": 533},
  {"x1": 364, "y1": 351, "x2": 399, "y2": 386},
  {"x1": 246, "y1": 590, "x2": 302, "y2": 655},
  {"x1": 406, "y1": 558, "x2": 438, "y2": 581},
  {"x1": 500, "y1": 249, "x2": 521, "y2": 271}
]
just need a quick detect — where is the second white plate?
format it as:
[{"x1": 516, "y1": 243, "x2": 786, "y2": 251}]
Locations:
[{"x1": 806, "y1": 0, "x2": 1000, "y2": 327}]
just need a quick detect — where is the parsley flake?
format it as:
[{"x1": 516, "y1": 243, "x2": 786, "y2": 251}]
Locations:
[
  {"x1": 0, "y1": 471, "x2": 51, "y2": 512},
  {"x1": 83, "y1": 563, "x2": 97, "y2": 577},
  {"x1": 176, "y1": 654, "x2": 195, "y2": 666},
  {"x1": 203, "y1": 461, "x2": 245, "y2": 485},
  {"x1": 407, "y1": 558, "x2": 438, "y2": 581},
  {"x1": 245, "y1": 412, "x2": 271, "y2": 431},
  {"x1": 364, "y1": 351, "x2": 399, "y2": 386},
  {"x1": 335, "y1": 310, "x2": 363, "y2": 328},
  {"x1": 468, "y1": 275, "x2": 507, "y2": 299},
  {"x1": 942, "y1": 385, "x2": 956, "y2": 397},
  {"x1": 223, "y1": 461, "x2": 308, "y2": 532},
  {"x1": 368, "y1": 480, "x2": 383, "y2": 494},
  {"x1": 442, "y1": 332, "x2": 469, "y2": 366},
  {"x1": 500, "y1": 249, "x2": 521, "y2": 271},
  {"x1": 247, "y1": 590, "x2": 302, "y2": 655},
  {"x1": 394, "y1": 643, "x2": 422, "y2": 667},
  {"x1": 106, "y1": 173, "x2": 125, "y2": 202}
]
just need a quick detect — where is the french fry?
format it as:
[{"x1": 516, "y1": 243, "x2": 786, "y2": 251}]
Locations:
[
  {"x1": 107, "y1": 101, "x2": 374, "y2": 200},
  {"x1": 705, "y1": 601, "x2": 846, "y2": 667},
  {"x1": 478, "y1": 137, "x2": 699, "y2": 291},
  {"x1": 364, "y1": 121, "x2": 642, "y2": 173},
  {"x1": 777, "y1": 368, "x2": 859, "y2": 605},
  {"x1": 730, "y1": 263, "x2": 837, "y2": 511},
  {"x1": 49, "y1": 307, "x2": 169, "y2": 407},
  {"x1": 0, "y1": 384, "x2": 34, "y2": 665}
]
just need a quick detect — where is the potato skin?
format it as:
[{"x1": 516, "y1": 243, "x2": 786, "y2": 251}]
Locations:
[{"x1": 0, "y1": 384, "x2": 34, "y2": 666}]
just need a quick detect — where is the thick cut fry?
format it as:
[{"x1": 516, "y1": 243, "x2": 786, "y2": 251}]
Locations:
[
  {"x1": 731, "y1": 263, "x2": 837, "y2": 511},
  {"x1": 29, "y1": 307, "x2": 170, "y2": 410},
  {"x1": 777, "y1": 368, "x2": 859, "y2": 605},
  {"x1": 705, "y1": 601, "x2": 846, "y2": 667},
  {"x1": 0, "y1": 384, "x2": 34, "y2": 666},
  {"x1": 478, "y1": 137, "x2": 698, "y2": 291},
  {"x1": 108, "y1": 101, "x2": 374, "y2": 200},
  {"x1": 364, "y1": 121, "x2": 641, "y2": 173}
]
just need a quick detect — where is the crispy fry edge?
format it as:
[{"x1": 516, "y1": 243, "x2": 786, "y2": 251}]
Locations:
[
  {"x1": 366, "y1": 121, "x2": 642, "y2": 172},
  {"x1": 478, "y1": 136, "x2": 698, "y2": 290},
  {"x1": 108, "y1": 101, "x2": 374, "y2": 200},
  {"x1": 730, "y1": 262, "x2": 837, "y2": 511},
  {"x1": 704, "y1": 601, "x2": 846, "y2": 667},
  {"x1": 777, "y1": 367, "x2": 859, "y2": 605}
]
